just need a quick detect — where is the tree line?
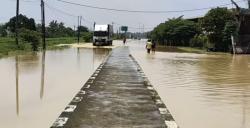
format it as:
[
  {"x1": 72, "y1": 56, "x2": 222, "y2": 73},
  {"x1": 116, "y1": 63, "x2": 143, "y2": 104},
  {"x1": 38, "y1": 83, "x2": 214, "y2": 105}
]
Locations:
[
  {"x1": 151, "y1": 7, "x2": 238, "y2": 52},
  {"x1": 0, "y1": 14, "x2": 92, "y2": 51}
]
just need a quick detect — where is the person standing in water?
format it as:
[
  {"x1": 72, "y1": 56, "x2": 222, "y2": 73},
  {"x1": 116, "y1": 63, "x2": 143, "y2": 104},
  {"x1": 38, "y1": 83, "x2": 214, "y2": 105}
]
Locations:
[
  {"x1": 146, "y1": 39, "x2": 152, "y2": 54},
  {"x1": 123, "y1": 37, "x2": 126, "y2": 45}
]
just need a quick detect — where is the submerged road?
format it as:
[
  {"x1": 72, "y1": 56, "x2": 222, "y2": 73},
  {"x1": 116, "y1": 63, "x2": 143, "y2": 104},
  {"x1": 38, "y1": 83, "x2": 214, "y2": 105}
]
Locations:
[{"x1": 51, "y1": 46, "x2": 177, "y2": 128}]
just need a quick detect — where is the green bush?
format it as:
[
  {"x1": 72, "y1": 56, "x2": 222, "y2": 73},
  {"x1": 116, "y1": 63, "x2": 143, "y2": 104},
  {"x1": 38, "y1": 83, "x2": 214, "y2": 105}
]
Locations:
[
  {"x1": 20, "y1": 28, "x2": 41, "y2": 51},
  {"x1": 151, "y1": 17, "x2": 200, "y2": 46},
  {"x1": 82, "y1": 32, "x2": 93, "y2": 42},
  {"x1": 189, "y1": 35, "x2": 208, "y2": 48}
]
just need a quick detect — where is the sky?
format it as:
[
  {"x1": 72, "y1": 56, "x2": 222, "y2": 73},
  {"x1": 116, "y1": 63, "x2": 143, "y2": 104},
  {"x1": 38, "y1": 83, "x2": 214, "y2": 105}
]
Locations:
[{"x1": 0, "y1": 0, "x2": 248, "y2": 32}]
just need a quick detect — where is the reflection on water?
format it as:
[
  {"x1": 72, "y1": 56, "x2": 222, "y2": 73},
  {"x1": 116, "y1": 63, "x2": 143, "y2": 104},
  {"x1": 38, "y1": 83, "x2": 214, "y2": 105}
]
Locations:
[
  {"x1": 129, "y1": 40, "x2": 250, "y2": 128},
  {"x1": 15, "y1": 56, "x2": 19, "y2": 116},
  {"x1": 40, "y1": 50, "x2": 46, "y2": 99},
  {"x1": 0, "y1": 47, "x2": 111, "y2": 128},
  {"x1": 4, "y1": 39, "x2": 250, "y2": 128},
  {"x1": 18, "y1": 53, "x2": 40, "y2": 73}
]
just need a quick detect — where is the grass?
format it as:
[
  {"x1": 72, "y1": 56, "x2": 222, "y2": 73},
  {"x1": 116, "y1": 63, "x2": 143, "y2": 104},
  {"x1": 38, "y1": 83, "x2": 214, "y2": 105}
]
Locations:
[
  {"x1": 0, "y1": 37, "x2": 84, "y2": 58},
  {"x1": 0, "y1": 37, "x2": 21, "y2": 58}
]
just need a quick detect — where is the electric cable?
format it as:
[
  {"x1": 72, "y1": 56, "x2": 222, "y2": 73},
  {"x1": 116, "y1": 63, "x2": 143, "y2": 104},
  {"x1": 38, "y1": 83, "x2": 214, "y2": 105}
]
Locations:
[{"x1": 55, "y1": 0, "x2": 245, "y2": 14}]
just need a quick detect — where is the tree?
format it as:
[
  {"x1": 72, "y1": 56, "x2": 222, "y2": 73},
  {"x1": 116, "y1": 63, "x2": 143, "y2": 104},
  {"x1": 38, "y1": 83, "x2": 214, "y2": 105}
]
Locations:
[
  {"x1": 222, "y1": 21, "x2": 238, "y2": 50},
  {"x1": 82, "y1": 32, "x2": 93, "y2": 42},
  {"x1": 64, "y1": 27, "x2": 75, "y2": 37},
  {"x1": 47, "y1": 20, "x2": 59, "y2": 37},
  {"x1": 46, "y1": 20, "x2": 77, "y2": 37},
  {"x1": 200, "y1": 7, "x2": 235, "y2": 51},
  {"x1": 5, "y1": 14, "x2": 36, "y2": 33},
  {"x1": 151, "y1": 18, "x2": 199, "y2": 46},
  {"x1": 151, "y1": 23, "x2": 165, "y2": 44},
  {"x1": 78, "y1": 26, "x2": 89, "y2": 33},
  {"x1": 20, "y1": 28, "x2": 41, "y2": 51},
  {"x1": 0, "y1": 24, "x2": 7, "y2": 37}
]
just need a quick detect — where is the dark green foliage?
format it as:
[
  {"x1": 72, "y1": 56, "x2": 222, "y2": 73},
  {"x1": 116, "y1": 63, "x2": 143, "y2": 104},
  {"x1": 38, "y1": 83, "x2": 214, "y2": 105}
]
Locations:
[
  {"x1": 6, "y1": 14, "x2": 36, "y2": 33},
  {"x1": 47, "y1": 20, "x2": 67, "y2": 37},
  {"x1": 0, "y1": 24, "x2": 7, "y2": 37},
  {"x1": 46, "y1": 20, "x2": 89, "y2": 38},
  {"x1": 82, "y1": 32, "x2": 93, "y2": 42},
  {"x1": 151, "y1": 18, "x2": 199, "y2": 46},
  {"x1": 189, "y1": 35, "x2": 208, "y2": 48},
  {"x1": 151, "y1": 23, "x2": 165, "y2": 44},
  {"x1": 222, "y1": 21, "x2": 238, "y2": 50},
  {"x1": 20, "y1": 28, "x2": 41, "y2": 51},
  {"x1": 78, "y1": 26, "x2": 89, "y2": 33},
  {"x1": 65, "y1": 27, "x2": 75, "y2": 37},
  {"x1": 200, "y1": 7, "x2": 236, "y2": 52}
]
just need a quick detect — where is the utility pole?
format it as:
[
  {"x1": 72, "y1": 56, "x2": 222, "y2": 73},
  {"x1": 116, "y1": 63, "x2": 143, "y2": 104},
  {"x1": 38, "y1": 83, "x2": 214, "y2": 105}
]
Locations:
[
  {"x1": 119, "y1": 26, "x2": 121, "y2": 38},
  {"x1": 77, "y1": 16, "x2": 82, "y2": 44},
  {"x1": 15, "y1": 0, "x2": 19, "y2": 46},
  {"x1": 77, "y1": 16, "x2": 79, "y2": 42},
  {"x1": 41, "y1": 0, "x2": 46, "y2": 50},
  {"x1": 80, "y1": 16, "x2": 82, "y2": 42},
  {"x1": 111, "y1": 22, "x2": 114, "y2": 38},
  {"x1": 93, "y1": 22, "x2": 96, "y2": 37},
  {"x1": 77, "y1": 16, "x2": 79, "y2": 43},
  {"x1": 73, "y1": 25, "x2": 75, "y2": 33},
  {"x1": 142, "y1": 24, "x2": 145, "y2": 39}
]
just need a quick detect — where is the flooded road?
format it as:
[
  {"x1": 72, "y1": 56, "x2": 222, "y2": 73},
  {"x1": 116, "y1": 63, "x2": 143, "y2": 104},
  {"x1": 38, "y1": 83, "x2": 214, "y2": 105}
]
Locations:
[
  {"x1": 0, "y1": 47, "x2": 111, "y2": 128},
  {"x1": 129, "y1": 40, "x2": 250, "y2": 128},
  {"x1": 1, "y1": 39, "x2": 250, "y2": 128}
]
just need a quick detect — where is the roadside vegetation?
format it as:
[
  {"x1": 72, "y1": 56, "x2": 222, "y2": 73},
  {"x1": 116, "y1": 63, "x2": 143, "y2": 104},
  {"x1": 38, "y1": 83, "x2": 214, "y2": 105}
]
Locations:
[
  {"x1": 0, "y1": 14, "x2": 92, "y2": 58},
  {"x1": 0, "y1": 7, "x2": 240, "y2": 57},
  {"x1": 0, "y1": 37, "x2": 83, "y2": 57},
  {"x1": 151, "y1": 7, "x2": 237, "y2": 53}
]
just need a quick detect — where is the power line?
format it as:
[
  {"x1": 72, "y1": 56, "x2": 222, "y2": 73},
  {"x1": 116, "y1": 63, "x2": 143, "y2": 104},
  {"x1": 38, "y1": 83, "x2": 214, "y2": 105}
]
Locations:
[
  {"x1": 44, "y1": 2, "x2": 77, "y2": 17},
  {"x1": 45, "y1": 3, "x2": 96, "y2": 31},
  {"x1": 46, "y1": 0, "x2": 247, "y2": 31},
  {"x1": 45, "y1": 2, "x2": 79, "y2": 28},
  {"x1": 45, "y1": 2, "x2": 154, "y2": 30},
  {"x1": 113, "y1": 22, "x2": 154, "y2": 30},
  {"x1": 55, "y1": 0, "x2": 245, "y2": 14},
  {"x1": 45, "y1": 2, "x2": 95, "y2": 26},
  {"x1": 44, "y1": 3, "x2": 154, "y2": 30},
  {"x1": 9, "y1": 0, "x2": 40, "y2": 3},
  {"x1": 45, "y1": 4, "x2": 153, "y2": 30},
  {"x1": 22, "y1": 0, "x2": 39, "y2": 2}
]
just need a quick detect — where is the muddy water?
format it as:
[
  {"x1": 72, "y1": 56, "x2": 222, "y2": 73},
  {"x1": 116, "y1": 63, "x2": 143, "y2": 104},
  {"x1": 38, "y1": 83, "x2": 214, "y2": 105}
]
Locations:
[
  {"x1": 129, "y1": 40, "x2": 250, "y2": 128},
  {"x1": 0, "y1": 48, "x2": 111, "y2": 128}
]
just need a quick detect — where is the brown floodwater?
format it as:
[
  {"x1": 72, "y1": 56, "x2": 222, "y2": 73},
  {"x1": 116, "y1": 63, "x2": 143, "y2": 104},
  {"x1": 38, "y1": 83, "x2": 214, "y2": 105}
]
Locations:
[
  {"x1": 0, "y1": 47, "x2": 111, "y2": 128},
  {"x1": 1, "y1": 40, "x2": 250, "y2": 128},
  {"x1": 129, "y1": 40, "x2": 250, "y2": 128}
]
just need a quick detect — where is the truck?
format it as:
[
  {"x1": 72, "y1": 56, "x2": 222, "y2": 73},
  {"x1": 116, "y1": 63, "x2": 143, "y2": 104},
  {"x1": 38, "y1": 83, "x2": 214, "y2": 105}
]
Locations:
[{"x1": 93, "y1": 24, "x2": 113, "y2": 46}]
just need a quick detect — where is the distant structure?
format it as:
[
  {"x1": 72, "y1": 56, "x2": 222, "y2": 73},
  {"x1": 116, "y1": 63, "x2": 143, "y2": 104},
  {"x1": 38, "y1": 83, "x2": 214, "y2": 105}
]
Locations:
[{"x1": 231, "y1": 0, "x2": 250, "y2": 54}]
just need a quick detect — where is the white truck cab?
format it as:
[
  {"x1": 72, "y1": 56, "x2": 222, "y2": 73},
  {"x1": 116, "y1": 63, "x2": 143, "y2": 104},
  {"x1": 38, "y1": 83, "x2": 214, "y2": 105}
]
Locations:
[{"x1": 93, "y1": 24, "x2": 113, "y2": 46}]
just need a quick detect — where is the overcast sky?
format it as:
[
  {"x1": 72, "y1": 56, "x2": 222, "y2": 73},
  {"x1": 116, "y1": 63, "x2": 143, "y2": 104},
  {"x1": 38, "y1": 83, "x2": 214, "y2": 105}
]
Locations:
[{"x1": 0, "y1": 0, "x2": 248, "y2": 32}]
